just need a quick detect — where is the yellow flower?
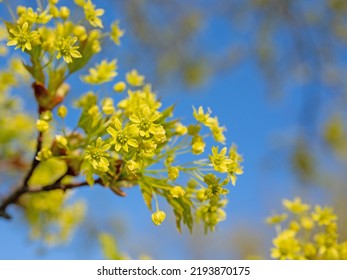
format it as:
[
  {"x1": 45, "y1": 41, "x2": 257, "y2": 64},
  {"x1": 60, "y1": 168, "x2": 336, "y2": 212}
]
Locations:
[
  {"x1": 36, "y1": 119, "x2": 49, "y2": 133},
  {"x1": 107, "y1": 118, "x2": 138, "y2": 152},
  {"x1": 110, "y1": 21, "x2": 124, "y2": 45},
  {"x1": 101, "y1": 98, "x2": 115, "y2": 115},
  {"x1": 151, "y1": 210, "x2": 166, "y2": 226},
  {"x1": 282, "y1": 197, "x2": 310, "y2": 214},
  {"x1": 266, "y1": 213, "x2": 288, "y2": 225},
  {"x1": 209, "y1": 146, "x2": 233, "y2": 173},
  {"x1": 83, "y1": 0, "x2": 104, "y2": 28},
  {"x1": 7, "y1": 22, "x2": 39, "y2": 52},
  {"x1": 126, "y1": 69, "x2": 145, "y2": 86},
  {"x1": 300, "y1": 216, "x2": 314, "y2": 230},
  {"x1": 73, "y1": 25, "x2": 87, "y2": 41},
  {"x1": 36, "y1": 148, "x2": 52, "y2": 161},
  {"x1": 175, "y1": 123, "x2": 188, "y2": 135},
  {"x1": 82, "y1": 60, "x2": 117, "y2": 84},
  {"x1": 168, "y1": 166, "x2": 179, "y2": 181},
  {"x1": 84, "y1": 137, "x2": 111, "y2": 172},
  {"x1": 125, "y1": 160, "x2": 139, "y2": 174},
  {"x1": 191, "y1": 135, "x2": 205, "y2": 155},
  {"x1": 193, "y1": 106, "x2": 211, "y2": 124},
  {"x1": 129, "y1": 106, "x2": 163, "y2": 138},
  {"x1": 271, "y1": 229, "x2": 301, "y2": 260},
  {"x1": 55, "y1": 36, "x2": 82, "y2": 63},
  {"x1": 27, "y1": 8, "x2": 53, "y2": 24},
  {"x1": 57, "y1": 105, "x2": 68, "y2": 118},
  {"x1": 55, "y1": 135, "x2": 68, "y2": 148},
  {"x1": 170, "y1": 186, "x2": 185, "y2": 198},
  {"x1": 60, "y1": 7, "x2": 70, "y2": 20},
  {"x1": 113, "y1": 81, "x2": 126, "y2": 92},
  {"x1": 312, "y1": 206, "x2": 337, "y2": 226},
  {"x1": 206, "y1": 116, "x2": 226, "y2": 144}
]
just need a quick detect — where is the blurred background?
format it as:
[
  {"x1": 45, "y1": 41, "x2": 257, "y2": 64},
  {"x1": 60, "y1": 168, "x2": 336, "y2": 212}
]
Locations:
[{"x1": 1, "y1": 0, "x2": 347, "y2": 259}]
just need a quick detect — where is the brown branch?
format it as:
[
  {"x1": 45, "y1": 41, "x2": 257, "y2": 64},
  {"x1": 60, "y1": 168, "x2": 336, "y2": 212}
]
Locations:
[{"x1": 0, "y1": 132, "x2": 43, "y2": 219}]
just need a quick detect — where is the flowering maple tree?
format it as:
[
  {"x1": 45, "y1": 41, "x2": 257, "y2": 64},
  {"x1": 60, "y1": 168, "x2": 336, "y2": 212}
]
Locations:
[{"x1": 0, "y1": 0, "x2": 243, "y2": 244}]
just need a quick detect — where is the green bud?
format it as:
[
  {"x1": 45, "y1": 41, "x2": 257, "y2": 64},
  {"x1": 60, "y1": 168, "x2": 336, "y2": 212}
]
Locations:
[
  {"x1": 188, "y1": 124, "x2": 201, "y2": 135},
  {"x1": 151, "y1": 210, "x2": 166, "y2": 226}
]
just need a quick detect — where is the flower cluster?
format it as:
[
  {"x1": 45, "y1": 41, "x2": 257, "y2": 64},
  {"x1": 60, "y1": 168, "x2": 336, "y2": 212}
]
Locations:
[
  {"x1": 1, "y1": 0, "x2": 243, "y2": 235},
  {"x1": 267, "y1": 198, "x2": 347, "y2": 260}
]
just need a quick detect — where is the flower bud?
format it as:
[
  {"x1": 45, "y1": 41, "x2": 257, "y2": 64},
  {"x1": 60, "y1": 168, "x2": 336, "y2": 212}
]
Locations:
[
  {"x1": 170, "y1": 186, "x2": 185, "y2": 198},
  {"x1": 168, "y1": 166, "x2": 179, "y2": 181},
  {"x1": 55, "y1": 135, "x2": 68, "y2": 148},
  {"x1": 36, "y1": 148, "x2": 52, "y2": 161},
  {"x1": 49, "y1": 6, "x2": 60, "y2": 18},
  {"x1": 175, "y1": 123, "x2": 188, "y2": 135},
  {"x1": 16, "y1": 6, "x2": 26, "y2": 16},
  {"x1": 102, "y1": 98, "x2": 115, "y2": 115},
  {"x1": 73, "y1": 25, "x2": 87, "y2": 41},
  {"x1": 57, "y1": 105, "x2": 68, "y2": 118},
  {"x1": 151, "y1": 210, "x2": 166, "y2": 226},
  {"x1": 40, "y1": 110, "x2": 53, "y2": 122},
  {"x1": 113, "y1": 81, "x2": 126, "y2": 92},
  {"x1": 60, "y1": 6, "x2": 70, "y2": 20},
  {"x1": 36, "y1": 120, "x2": 49, "y2": 133},
  {"x1": 192, "y1": 135, "x2": 205, "y2": 155},
  {"x1": 196, "y1": 189, "x2": 207, "y2": 202},
  {"x1": 125, "y1": 160, "x2": 139, "y2": 174}
]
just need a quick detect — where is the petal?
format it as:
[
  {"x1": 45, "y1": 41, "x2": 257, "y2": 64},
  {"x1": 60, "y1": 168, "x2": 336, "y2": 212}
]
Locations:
[
  {"x1": 127, "y1": 139, "x2": 138, "y2": 148},
  {"x1": 122, "y1": 144, "x2": 129, "y2": 152},
  {"x1": 107, "y1": 127, "x2": 117, "y2": 138},
  {"x1": 113, "y1": 118, "x2": 122, "y2": 131},
  {"x1": 129, "y1": 115, "x2": 140, "y2": 123}
]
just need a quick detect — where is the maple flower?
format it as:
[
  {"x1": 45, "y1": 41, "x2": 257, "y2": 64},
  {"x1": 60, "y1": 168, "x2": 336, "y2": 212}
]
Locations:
[
  {"x1": 84, "y1": 137, "x2": 111, "y2": 172},
  {"x1": 126, "y1": 69, "x2": 145, "y2": 87},
  {"x1": 7, "y1": 22, "x2": 39, "y2": 52},
  {"x1": 151, "y1": 211, "x2": 166, "y2": 226},
  {"x1": 209, "y1": 146, "x2": 233, "y2": 173},
  {"x1": 107, "y1": 118, "x2": 138, "y2": 152},
  {"x1": 82, "y1": 60, "x2": 117, "y2": 84},
  {"x1": 83, "y1": 0, "x2": 104, "y2": 28},
  {"x1": 129, "y1": 106, "x2": 163, "y2": 138},
  {"x1": 55, "y1": 36, "x2": 82, "y2": 63},
  {"x1": 110, "y1": 21, "x2": 124, "y2": 45}
]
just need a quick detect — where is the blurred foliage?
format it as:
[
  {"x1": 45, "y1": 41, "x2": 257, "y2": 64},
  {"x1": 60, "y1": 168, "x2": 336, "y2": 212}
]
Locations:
[{"x1": 268, "y1": 198, "x2": 347, "y2": 260}]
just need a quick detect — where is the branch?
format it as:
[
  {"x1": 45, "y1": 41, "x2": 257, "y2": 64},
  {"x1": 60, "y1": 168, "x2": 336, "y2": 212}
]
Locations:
[{"x1": 0, "y1": 132, "x2": 43, "y2": 219}]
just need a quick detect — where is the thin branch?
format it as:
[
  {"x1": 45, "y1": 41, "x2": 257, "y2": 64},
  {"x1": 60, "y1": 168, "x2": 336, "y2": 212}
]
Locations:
[{"x1": 0, "y1": 132, "x2": 43, "y2": 219}]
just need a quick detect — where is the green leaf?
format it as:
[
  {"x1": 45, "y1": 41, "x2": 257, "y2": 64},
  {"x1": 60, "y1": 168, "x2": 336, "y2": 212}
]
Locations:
[
  {"x1": 68, "y1": 39, "x2": 95, "y2": 74},
  {"x1": 98, "y1": 233, "x2": 125, "y2": 260},
  {"x1": 166, "y1": 194, "x2": 193, "y2": 233},
  {"x1": 48, "y1": 67, "x2": 66, "y2": 94},
  {"x1": 28, "y1": 158, "x2": 67, "y2": 187},
  {"x1": 139, "y1": 182, "x2": 153, "y2": 211}
]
